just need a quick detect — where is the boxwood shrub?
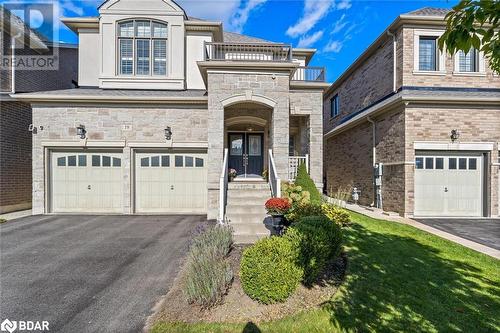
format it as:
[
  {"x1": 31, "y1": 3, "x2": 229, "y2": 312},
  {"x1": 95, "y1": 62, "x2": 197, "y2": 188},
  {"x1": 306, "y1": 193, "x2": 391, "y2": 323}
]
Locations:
[
  {"x1": 321, "y1": 203, "x2": 351, "y2": 226},
  {"x1": 240, "y1": 236, "x2": 303, "y2": 304},
  {"x1": 294, "y1": 163, "x2": 322, "y2": 203},
  {"x1": 286, "y1": 215, "x2": 342, "y2": 285}
]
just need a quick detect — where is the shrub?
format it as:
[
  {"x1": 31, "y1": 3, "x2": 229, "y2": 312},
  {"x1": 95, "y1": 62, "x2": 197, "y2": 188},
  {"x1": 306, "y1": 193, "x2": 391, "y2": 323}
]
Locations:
[
  {"x1": 240, "y1": 236, "x2": 303, "y2": 304},
  {"x1": 265, "y1": 197, "x2": 291, "y2": 215},
  {"x1": 286, "y1": 215, "x2": 342, "y2": 285},
  {"x1": 183, "y1": 224, "x2": 234, "y2": 308},
  {"x1": 282, "y1": 182, "x2": 310, "y2": 207},
  {"x1": 294, "y1": 163, "x2": 322, "y2": 203},
  {"x1": 321, "y1": 203, "x2": 351, "y2": 227},
  {"x1": 286, "y1": 202, "x2": 324, "y2": 223}
]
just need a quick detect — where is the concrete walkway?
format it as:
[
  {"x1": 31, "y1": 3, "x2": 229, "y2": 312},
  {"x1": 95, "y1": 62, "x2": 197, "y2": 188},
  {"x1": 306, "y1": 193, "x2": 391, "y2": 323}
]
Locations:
[
  {"x1": 346, "y1": 204, "x2": 500, "y2": 260},
  {"x1": 0, "y1": 209, "x2": 32, "y2": 221}
]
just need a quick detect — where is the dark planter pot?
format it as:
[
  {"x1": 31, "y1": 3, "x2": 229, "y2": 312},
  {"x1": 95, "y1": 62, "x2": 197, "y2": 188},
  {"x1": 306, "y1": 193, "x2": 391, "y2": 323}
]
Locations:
[{"x1": 271, "y1": 215, "x2": 288, "y2": 227}]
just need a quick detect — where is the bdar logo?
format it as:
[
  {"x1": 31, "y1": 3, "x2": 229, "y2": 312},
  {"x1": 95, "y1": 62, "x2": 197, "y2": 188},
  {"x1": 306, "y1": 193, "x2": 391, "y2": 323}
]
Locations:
[{"x1": 0, "y1": 319, "x2": 17, "y2": 333}]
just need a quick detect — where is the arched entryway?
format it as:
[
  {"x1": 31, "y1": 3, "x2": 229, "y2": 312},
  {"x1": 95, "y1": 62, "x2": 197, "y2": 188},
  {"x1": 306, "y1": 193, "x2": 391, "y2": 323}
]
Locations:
[{"x1": 224, "y1": 103, "x2": 272, "y2": 179}]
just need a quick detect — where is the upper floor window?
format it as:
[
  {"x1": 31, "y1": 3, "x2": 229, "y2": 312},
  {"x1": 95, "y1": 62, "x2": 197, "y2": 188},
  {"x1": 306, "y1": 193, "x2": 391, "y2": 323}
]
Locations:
[
  {"x1": 414, "y1": 30, "x2": 445, "y2": 73},
  {"x1": 118, "y1": 20, "x2": 168, "y2": 76},
  {"x1": 418, "y1": 36, "x2": 438, "y2": 71},
  {"x1": 455, "y1": 48, "x2": 485, "y2": 74},
  {"x1": 330, "y1": 94, "x2": 339, "y2": 118}
]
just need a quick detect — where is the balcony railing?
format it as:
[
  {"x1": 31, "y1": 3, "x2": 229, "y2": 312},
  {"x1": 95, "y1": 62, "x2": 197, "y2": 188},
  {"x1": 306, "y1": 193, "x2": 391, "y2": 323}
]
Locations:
[
  {"x1": 204, "y1": 42, "x2": 292, "y2": 62},
  {"x1": 292, "y1": 67, "x2": 325, "y2": 82}
]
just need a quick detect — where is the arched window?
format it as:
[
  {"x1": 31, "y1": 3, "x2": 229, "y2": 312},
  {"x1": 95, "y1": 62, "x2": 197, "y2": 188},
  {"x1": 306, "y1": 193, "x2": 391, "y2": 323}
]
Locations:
[{"x1": 118, "y1": 19, "x2": 168, "y2": 76}]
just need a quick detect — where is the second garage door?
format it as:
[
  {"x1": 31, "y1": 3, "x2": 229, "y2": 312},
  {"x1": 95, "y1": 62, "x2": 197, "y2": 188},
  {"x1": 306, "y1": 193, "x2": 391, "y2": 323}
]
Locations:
[
  {"x1": 135, "y1": 152, "x2": 207, "y2": 213},
  {"x1": 414, "y1": 153, "x2": 483, "y2": 217}
]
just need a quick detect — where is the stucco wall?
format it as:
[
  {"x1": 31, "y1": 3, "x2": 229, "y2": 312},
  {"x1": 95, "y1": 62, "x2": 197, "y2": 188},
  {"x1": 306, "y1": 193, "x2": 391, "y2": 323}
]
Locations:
[{"x1": 31, "y1": 104, "x2": 208, "y2": 214}]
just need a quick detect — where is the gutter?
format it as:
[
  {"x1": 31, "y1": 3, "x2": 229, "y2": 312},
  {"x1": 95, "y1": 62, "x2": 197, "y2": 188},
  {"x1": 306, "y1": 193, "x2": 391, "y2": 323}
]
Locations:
[
  {"x1": 367, "y1": 116, "x2": 376, "y2": 207},
  {"x1": 386, "y1": 30, "x2": 397, "y2": 93}
]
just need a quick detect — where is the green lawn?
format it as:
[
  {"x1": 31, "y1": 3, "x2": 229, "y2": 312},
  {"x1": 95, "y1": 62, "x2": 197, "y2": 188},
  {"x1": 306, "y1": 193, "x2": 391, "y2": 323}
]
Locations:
[{"x1": 152, "y1": 212, "x2": 500, "y2": 333}]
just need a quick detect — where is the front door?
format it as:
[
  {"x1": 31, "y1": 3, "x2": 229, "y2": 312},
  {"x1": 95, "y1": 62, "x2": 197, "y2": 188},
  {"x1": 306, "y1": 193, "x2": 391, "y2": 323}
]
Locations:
[{"x1": 228, "y1": 132, "x2": 264, "y2": 177}]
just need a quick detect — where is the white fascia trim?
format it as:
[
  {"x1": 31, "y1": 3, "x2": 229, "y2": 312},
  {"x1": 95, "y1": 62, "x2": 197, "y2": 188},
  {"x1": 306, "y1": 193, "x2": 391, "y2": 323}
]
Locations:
[
  {"x1": 42, "y1": 140, "x2": 126, "y2": 147},
  {"x1": 128, "y1": 141, "x2": 208, "y2": 148},
  {"x1": 414, "y1": 141, "x2": 495, "y2": 151},
  {"x1": 11, "y1": 94, "x2": 208, "y2": 104}
]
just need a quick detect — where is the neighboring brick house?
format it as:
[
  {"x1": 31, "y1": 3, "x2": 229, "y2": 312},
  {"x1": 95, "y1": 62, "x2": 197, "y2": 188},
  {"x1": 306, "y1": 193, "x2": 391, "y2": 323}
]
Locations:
[
  {"x1": 0, "y1": 6, "x2": 78, "y2": 213},
  {"x1": 323, "y1": 7, "x2": 500, "y2": 218},
  {"x1": 13, "y1": 0, "x2": 327, "y2": 241}
]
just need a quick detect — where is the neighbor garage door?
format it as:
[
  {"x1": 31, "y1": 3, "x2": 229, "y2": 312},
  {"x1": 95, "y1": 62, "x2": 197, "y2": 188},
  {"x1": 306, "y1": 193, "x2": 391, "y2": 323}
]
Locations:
[
  {"x1": 50, "y1": 151, "x2": 123, "y2": 213},
  {"x1": 135, "y1": 152, "x2": 207, "y2": 213},
  {"x1": 414, "y1": 153, "x2": 483, "y2": 217}
]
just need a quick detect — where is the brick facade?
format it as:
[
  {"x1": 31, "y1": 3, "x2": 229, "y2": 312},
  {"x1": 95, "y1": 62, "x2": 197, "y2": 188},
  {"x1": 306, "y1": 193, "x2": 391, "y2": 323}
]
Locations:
[{"x1": 324, "y1": 14, "x2": 500, "y2": 217}]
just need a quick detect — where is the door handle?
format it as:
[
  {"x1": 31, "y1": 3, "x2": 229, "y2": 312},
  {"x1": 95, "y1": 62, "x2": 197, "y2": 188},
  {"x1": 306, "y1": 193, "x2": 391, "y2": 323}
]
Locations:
[
  {"x1": 170, "y1": 185, "x2": 174, "y2": 190},
  {"x1": 444, "y1": 187, "x2": 448, "y2": 192},
  {"x1": 87, "y1": 185, "x2": 91, "y2": 190}
]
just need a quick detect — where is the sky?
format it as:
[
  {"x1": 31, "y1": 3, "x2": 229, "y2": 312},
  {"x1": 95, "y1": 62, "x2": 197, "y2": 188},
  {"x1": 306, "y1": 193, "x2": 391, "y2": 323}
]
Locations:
[{"x1": 1, "y1": 0, "x2": 460, "y2": 82}]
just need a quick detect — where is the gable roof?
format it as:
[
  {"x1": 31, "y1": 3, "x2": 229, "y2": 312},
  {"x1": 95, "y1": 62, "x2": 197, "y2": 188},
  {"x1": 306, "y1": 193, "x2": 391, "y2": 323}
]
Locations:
[{"x1": 404, "y1": 7, "x2": 450, "y2": 17}]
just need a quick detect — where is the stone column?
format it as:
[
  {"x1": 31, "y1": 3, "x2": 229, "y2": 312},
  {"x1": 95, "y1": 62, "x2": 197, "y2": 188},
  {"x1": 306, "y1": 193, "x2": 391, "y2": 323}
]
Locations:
[
  {"x1": 308, "y1": 95, "x2": 324, "y2": 190},
  {"x1": 271, "y1": 96, "x2": 289, "y2": 181}
]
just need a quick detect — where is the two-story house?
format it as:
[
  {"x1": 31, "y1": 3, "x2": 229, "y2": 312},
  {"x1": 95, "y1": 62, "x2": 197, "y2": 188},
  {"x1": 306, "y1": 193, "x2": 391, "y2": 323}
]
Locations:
[
  {"x1": 14, "y1": 0, "x2": 328, "y2": 240},
  {"x1": 323, "y1": 7, "x2": 500, "y2": 218},
  {"x1": 0, "y1": 6, "x2": 78, "y2": 214}
]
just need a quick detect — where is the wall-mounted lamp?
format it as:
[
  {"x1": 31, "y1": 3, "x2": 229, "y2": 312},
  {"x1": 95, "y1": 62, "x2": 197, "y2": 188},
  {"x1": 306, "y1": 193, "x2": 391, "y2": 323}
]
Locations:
[
  {"x1": 164, "y1": 126, "x2": 172, "y2": 141},
  {"x1": 450, "y1": 129, "x2": 460, "y2": 142},
  {"x1": 76, "y1": 125, "x2": 86, "y2": 139}
]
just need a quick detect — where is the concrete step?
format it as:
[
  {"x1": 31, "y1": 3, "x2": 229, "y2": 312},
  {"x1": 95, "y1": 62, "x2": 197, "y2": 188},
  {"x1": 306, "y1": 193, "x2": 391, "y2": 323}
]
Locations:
[
  {"x1": 233, "y1": 233, "x2": 269, "y2": 244},
  {"x1": 226, "y1": 213, "x2": 269, "y2": 224},
  {"x1": 228, "y1": 182, "x2": 270, "y2": 190},
  {"x1": 227, "y1": 196, "x2": 268, "y2": 206},
  {"x1": 231, "y1": 222, "x2": 271, "y2": 235},
  {"x1": 226, "y1": 204, "x2": 267, "y2": 214}
]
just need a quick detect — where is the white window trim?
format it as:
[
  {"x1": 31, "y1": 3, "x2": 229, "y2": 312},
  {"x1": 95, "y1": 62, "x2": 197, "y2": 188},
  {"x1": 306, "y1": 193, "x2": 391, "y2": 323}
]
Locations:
[
  {"x1": 413, "y1": 29, "x2": 446, "y2": 74},
  {"x1": 453, "y1": 49, "x2": 486, "y2": 75}
]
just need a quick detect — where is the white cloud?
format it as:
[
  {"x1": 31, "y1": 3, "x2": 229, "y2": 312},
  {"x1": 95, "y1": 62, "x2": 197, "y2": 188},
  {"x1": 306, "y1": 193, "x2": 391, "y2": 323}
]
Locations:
[
  {"x1": 323, "y1": 39, "x2": 343, "y2": 53},
  {"x1": 330, "y1": 13, "x2": 347, "y2": 35},
  {"x1": 336, "y1": 0, "x2": 351, "y2": 10},
  {"x1": 286, "y1": 0, "x2": 333, "y2": 38},
  {"x1": 229, "y1": 0, "x2": 267, "y2": 33},
  {"x1": 60, "y1": 1, "x2": 85, "y2": 16},
  {"x1": 297, "y1": 30, "x2": 324, "y2": 48}
]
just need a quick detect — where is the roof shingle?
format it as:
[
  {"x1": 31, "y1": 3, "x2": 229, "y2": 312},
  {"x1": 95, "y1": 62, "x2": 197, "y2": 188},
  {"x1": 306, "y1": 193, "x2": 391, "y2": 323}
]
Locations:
[{"x1": 404, "y1": 7, "x2": 450, "y2": 17}]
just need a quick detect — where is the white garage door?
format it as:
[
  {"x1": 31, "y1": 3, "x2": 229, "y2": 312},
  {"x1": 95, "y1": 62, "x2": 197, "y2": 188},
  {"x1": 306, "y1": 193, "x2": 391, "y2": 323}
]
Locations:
[
  {"x1": 51, "y1": 151, "x2": 123, "y2": 213},
  {"x1": 135, "y1": 152, "x2": 207, "y2": 213},
  {"x1": 414, "y1": 153, "x2": 483, "y2": 217}
]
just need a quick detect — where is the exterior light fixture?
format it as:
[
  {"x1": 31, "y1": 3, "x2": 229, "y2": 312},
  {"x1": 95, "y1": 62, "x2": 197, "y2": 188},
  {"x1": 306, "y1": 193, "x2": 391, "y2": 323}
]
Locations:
[
  {"x1": 164, "y1": 126, "x2": 172, "y2": 141},
  {"x1": 76, "y1": 125, "x2": 86, "y2": 139},
  {"x1": 450, "y1": 129, "x2": 460, "y2": 142}
]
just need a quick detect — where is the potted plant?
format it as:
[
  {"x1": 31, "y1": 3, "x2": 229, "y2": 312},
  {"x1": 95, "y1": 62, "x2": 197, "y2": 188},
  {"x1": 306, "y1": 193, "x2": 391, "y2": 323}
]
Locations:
[
  {"x1": 228, "y1": 168, "x2": 237, "y2": 182},
  {"x1": 265, "y1": 198, "x2": 291, "y2": 234}
]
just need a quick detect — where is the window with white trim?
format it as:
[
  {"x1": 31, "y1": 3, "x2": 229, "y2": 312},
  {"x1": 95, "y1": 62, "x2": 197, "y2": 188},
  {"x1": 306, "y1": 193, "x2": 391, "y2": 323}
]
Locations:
[
  {"x1": 418, "y1": 36, "x2": 438, "y2": 71},
  {"x1": 118, "y1": 19, "x2": 168, "y2": 76},
  {"x1": 454, "y1": 48, "x2": 485, "y2": 73}
]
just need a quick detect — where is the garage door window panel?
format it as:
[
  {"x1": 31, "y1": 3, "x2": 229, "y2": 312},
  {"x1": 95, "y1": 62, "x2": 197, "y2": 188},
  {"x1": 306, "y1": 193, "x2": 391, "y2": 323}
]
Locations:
[
  {"x1": 141, "y1": 157, "x2": 149, "y2": 167},
  {"x1": 469, "y1": 158, "x2": 477, "y2": 170},
  {"x1": 449, "y1": 158, "x2": 457, "y2": 170},
  {"x1": 435, "y1": 158, "x2": 444, "y2": 169},
  {"x1": 161, "y1": 155, "x2": 170, "y2": 167},
  {"x1": 79, "y1": 155, "x2": 87, "y2": 166},
  {"x1": 68, "y1": 155, "x2": 77, "y2": 167},
  {"x1": 151, "y1": 156, "x2": 160, "y2": 167},
  {"x1": 92, "y1": 155, "x2": 101, "y2": 167},
  {"x1": 459, "y1": 158, "x2": 467, "y2": 170},
  {"x1": 425, "y1": 157, "x2": 434, "y2": 169},
  {"x1": 175, "y1": 156, "x2": 183, "y2": 167},
  {"x1": 57, "y1": 157, "x2": 66, "y2": 166},
  {"x1": 185, "y1": 156, "x2": 194, "y2": 167},
  {"x1": 195, "y1": 158, "x2": 204, "y2": 167}
]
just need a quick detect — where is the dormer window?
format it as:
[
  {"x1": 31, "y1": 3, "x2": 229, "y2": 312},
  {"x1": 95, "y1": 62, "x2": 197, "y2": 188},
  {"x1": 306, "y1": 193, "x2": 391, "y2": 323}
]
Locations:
[{"x1": 118, "y1": 20, "x2": 168, "y2": 76}]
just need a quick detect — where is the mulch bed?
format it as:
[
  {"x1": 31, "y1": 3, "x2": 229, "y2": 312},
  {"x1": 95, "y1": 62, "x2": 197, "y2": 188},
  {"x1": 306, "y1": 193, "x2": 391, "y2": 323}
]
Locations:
[{"x1": 150, "y1": 244, "x2": 347, "y2": 325}]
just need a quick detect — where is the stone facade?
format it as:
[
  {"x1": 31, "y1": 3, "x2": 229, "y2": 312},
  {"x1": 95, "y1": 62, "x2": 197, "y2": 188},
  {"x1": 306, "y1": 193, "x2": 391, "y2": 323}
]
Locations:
[
  {"x1": 31, "y1": 105, "x2": 208, "y2": 215},
  {"x1": 324, "y1": 16, "x2": 500, "y2": 217}
]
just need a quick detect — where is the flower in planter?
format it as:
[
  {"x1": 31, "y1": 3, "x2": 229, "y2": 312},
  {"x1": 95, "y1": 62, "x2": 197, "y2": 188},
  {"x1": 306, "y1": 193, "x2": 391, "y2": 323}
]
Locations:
[
  {"x1": 265, "y1": 198, "x2": 291, "y2": 216},
  {"x1": 228, "y1": 168, "x2": 237, "y2": 181}
]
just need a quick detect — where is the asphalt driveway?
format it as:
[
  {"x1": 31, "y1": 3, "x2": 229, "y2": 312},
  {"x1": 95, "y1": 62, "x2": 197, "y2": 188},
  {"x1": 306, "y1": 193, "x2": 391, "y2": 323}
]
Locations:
[
  {"x1": 0, "y1": 214, "x2": 204, "y2": 333},
  {"x1": 415, "y1": 218, "x2": 500, "y2": 250}
]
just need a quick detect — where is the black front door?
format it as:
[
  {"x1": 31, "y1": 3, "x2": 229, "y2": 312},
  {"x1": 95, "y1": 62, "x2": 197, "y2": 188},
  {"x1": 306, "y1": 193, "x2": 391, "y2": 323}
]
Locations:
[{"x1": 228, "y1": 132, "x2": 264, "y2": 177}]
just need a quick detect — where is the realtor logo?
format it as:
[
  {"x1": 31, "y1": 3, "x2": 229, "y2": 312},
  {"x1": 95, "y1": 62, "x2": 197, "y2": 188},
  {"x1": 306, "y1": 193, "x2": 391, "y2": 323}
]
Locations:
[
  {"x1": 0, "y1": 319, "x2": 17, "y2": 333},
  {"x1": 0, "y1": 319, "x2": 49, "y2": 332}
]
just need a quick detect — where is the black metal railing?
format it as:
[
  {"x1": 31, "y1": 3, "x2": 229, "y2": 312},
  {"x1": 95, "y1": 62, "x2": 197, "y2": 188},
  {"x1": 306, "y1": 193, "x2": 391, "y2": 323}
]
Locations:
[{"x1": 292, "y1": 67, "x2": 326, "y2": 82}]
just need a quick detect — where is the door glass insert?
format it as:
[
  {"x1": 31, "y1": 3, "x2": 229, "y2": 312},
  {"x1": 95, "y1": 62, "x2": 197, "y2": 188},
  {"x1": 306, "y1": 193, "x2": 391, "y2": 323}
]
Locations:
[
  {"x1": 230, "y1": 135, "x2": 243, "y2": 156},
  {"x1": 469, "y1": 158, "x2": 477, "y2": 170},
  {"x1": 79, "y1": 155, "x2": 87, "y2": 167},
  {"x1": 449, "y1": 158, "x2": 457, "y2": 170},
  {"x1": 415, "y1": 157, "x2": 423, "y2": 169},
  {"x1": 161, "y1": 155, "x2": 170, "y2": 167},
  {"x1": 459, "y1": 158, "x2": 467, "y2": 170},
  {"x1": 68, "y1": 155, "x2": 77, "y2": 166},
  {"x1": 151, "y1": 156, "x2": 160, "y2": 167},
  {"x1": 248, "y1": 135, "x2": 262, "y2": 156}
]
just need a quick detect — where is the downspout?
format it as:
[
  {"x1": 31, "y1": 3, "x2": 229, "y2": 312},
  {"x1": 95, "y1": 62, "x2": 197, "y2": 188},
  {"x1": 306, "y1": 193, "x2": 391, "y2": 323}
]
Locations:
[
  {"x1": 367, "y1": 116, "x2": 376, "y2": 207},
  {"x1": 11, "y1": 36, "x2": 16, "y2": 94},
  {"x1": 386, "y1": 30, "x2": 397, "y2": 93}
]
